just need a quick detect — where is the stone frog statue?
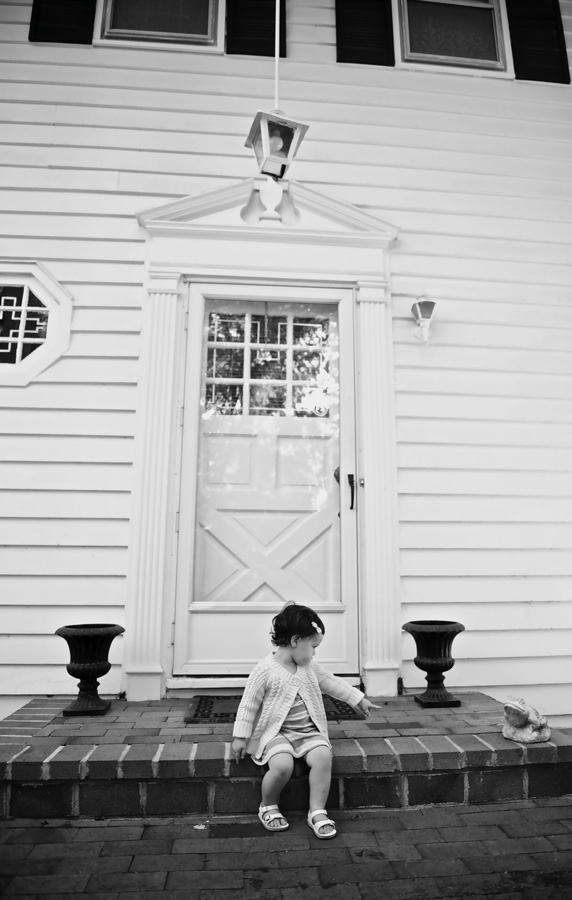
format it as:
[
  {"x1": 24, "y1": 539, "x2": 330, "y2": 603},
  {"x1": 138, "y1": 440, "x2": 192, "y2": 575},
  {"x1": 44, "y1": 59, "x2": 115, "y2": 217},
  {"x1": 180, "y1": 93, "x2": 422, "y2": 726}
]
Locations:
[{"x1": 502, "y1": 698, "x2": 551, "y2": 744}]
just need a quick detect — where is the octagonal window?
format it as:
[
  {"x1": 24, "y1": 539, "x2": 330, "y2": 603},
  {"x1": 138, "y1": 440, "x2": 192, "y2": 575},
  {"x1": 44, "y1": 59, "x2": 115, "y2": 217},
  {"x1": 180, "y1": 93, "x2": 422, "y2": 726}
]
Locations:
[{"x1": 0, "y1": 262, "x2": 72, "y2": 386}]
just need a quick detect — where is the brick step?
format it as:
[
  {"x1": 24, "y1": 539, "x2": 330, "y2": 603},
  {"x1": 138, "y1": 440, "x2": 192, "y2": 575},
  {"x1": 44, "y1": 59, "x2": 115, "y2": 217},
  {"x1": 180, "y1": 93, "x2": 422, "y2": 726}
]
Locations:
[
  {"x1": 2, "y1": 732, "x2": 572, "y2": 819},
  {"x1": 2, "y1": 694, "x2": 571, "y2": 819}
]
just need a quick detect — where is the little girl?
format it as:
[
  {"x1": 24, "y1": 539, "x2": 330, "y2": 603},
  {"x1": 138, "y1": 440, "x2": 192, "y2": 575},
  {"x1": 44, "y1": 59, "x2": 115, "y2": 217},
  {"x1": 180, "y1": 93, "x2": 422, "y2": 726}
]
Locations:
[{"x1": 231, "y1": 603, "x2": 377, "y2": 838}]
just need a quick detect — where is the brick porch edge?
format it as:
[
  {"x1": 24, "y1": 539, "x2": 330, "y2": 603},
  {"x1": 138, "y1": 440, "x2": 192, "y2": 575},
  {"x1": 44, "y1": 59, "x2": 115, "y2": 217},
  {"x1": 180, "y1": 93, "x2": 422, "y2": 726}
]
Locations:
[{"x1": 2, "y1": 731, "x2": 572, "y2": 819}]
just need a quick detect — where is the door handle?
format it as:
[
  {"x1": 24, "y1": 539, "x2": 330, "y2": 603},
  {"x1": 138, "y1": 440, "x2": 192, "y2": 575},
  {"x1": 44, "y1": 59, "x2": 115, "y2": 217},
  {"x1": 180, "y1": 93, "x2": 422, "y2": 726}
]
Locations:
[{"x1": 348, "y1": 474, "x2": 355, "y2": 510}]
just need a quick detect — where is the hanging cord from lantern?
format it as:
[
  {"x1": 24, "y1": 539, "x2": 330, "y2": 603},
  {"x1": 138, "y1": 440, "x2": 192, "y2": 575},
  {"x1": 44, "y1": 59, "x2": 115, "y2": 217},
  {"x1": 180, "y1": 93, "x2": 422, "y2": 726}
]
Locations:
[{"x1": 274, "y1": 0, "x2": 280, "y2": 111}]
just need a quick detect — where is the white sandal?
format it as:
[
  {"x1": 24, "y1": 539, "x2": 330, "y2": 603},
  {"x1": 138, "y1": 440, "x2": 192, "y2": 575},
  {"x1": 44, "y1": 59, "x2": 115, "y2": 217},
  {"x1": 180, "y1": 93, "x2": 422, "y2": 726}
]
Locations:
[
  {"x1": 307, "y1": 808, "x2": 337, "y2": 839},
  {"x1": 258, "y1": 804, "x2": 289, "y2": 832}
]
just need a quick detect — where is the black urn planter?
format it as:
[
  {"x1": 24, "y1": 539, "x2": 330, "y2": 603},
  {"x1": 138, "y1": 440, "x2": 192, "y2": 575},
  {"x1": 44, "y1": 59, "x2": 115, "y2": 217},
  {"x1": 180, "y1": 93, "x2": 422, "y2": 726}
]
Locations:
[
  {"x1": 55, "y1": 623, "x2": 125, "y2": 716},
  {"x1": 402, "y1": 620, "x2": 465, "y2": 708}
]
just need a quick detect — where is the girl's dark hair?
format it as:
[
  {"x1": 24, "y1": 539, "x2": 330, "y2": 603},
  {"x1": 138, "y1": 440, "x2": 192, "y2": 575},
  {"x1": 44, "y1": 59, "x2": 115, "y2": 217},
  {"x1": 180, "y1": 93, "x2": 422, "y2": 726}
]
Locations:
[{"x1": 270, "y1": 603, "x2": 325, "y2": 646}]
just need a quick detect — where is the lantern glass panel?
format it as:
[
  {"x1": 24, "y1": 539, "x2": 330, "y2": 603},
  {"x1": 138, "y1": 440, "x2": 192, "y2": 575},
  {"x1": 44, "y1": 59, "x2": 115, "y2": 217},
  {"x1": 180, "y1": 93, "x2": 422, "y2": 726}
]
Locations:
[
  {"x1": 251, "y1": 123, "x2": 264, "y2": 167},
  {"x1": 266, "y1": 119, "x2": 295, "y2": 159}
]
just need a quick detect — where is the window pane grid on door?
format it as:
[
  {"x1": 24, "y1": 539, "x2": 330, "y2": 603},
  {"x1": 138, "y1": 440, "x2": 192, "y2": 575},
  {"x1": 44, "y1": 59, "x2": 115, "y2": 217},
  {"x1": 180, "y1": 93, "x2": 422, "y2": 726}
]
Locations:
[{"x1": 203, "y1": 308, "x2": 337, "y2": 419}]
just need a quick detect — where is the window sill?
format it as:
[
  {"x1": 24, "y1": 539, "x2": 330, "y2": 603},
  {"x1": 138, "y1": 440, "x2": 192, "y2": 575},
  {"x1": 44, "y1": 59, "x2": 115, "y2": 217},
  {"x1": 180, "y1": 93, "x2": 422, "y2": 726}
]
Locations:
[
  {"x1": 395, "y1": 60, "x2": 515, "y2": 79},
  {"x1": 92, "y1": 36, "x2": 225, "y2": 53}
]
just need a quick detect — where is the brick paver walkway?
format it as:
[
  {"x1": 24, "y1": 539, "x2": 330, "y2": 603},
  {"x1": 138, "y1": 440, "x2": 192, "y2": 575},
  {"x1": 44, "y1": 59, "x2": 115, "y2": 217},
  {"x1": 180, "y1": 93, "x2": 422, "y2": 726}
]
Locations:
[{"x1": 2, "y1": 798, "x2": 572, "y2": 899}]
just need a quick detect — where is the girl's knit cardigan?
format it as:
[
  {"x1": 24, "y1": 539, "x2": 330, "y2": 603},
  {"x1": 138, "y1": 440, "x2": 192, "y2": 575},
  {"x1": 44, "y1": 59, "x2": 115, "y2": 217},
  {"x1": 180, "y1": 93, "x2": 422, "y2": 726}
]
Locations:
[{"x1": 233, "y1": 653, "x2": 365, "y2": 759}]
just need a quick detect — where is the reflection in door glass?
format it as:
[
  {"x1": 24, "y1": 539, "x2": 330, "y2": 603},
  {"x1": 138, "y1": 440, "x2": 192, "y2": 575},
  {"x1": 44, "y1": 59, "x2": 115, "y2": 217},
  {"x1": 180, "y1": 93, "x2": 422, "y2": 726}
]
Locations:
[
  {"x1": 209, "y1": 314, "x2": 245, "y2": 343},
  {"x1": 202, "y1": 305, "x2": 338, "y2": 418}
]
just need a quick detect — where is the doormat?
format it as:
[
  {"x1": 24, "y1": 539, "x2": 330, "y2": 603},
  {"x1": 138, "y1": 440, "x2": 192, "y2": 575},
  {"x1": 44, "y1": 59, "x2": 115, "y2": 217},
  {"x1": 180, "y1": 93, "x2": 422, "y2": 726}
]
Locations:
[{"x1": 184, "y1": 694, "x2": 361, "y2": 724}]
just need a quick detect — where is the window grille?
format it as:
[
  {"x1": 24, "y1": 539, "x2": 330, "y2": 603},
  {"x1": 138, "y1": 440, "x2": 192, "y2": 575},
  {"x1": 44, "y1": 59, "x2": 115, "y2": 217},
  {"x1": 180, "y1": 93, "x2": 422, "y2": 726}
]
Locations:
[{"x1": 0, "y1": 285, "x2": 49, "y2": 366}]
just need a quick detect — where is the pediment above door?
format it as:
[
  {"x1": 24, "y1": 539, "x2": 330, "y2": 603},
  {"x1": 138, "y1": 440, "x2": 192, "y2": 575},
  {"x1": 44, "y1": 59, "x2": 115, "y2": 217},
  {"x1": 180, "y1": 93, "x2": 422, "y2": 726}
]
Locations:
[{"x1": 138, "y1": 178, "x2": 398, "y2": 250}]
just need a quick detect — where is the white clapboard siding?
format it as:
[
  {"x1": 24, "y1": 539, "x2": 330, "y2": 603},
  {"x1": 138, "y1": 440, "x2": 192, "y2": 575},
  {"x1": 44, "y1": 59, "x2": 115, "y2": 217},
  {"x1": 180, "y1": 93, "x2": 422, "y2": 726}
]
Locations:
[
  {"x1": 69, "y1": 333, "x2": 140, "y2": 358},
  {"x1": 401, "y1": 575, "x2": 571, "y2": 604},
  {"x1": 0, "y1": 576, "x2": 126, "y2": 606},
  {"x1": 1, "y1": 0, "x2": 571, "y2": 709},
  {"x1": 61, "y1": 285, "x2": 145, "y2": 310},
  {"x1": 0, "y1": 547, "x2": 127, "y2": 576},
  {"x1": 0, "y1": 436, "x2": 133, "y2": 463},
  {"x1": 0, "y1": 463, "x2": 131, "y2": 491},
  {"x1": 399, "y1": 496, "x2": 572, "y2": 523},
  {"x1": 398, "y1": 470, "x2": 572, "y2": 496},
  {"x1": 0, "y1": 385, "x2": 136, "y2": 410},
  {"x1": 400, "y1": 523, "x2": 572, "y2": 550},
  {"x1": 0, "y1": 665, "x2": 122, "y2": 697},
  {"x1": 395, "y1": 344, "x2": 572, "y2": 377},
  {"x1": 2, "y1": 606, "x2": 125, "y2": 633},
  {"x1": 35, "y1": 359, "x2": 139, "y2": 384},
  {"x1": 397, "y1": 444, "x2": 572, "y2": 471},
  {"x1": 0, "y1": 519, "x2": 128, "y2": 546},
  {"x1": 0, "y1": 410, "x2": 135, "y2": 436},
  {"x1": 400, "y1": 550, "x2": 572, "y2": 576},
  {"x1": 0, "y1": 211, "x2": 143, "y2": 242},
  {"x1": 0, "y1": 491, "x2": 130, "y2": 518},
  {"x1": 397, "y1": 418, "x2": 572, "y2": 447},
  {"x1": 402, "y1": 602, "x2": 572, "y2": 630},
  {"x1": 396, "y1": 394, "x2": 572, "y2": 425}
]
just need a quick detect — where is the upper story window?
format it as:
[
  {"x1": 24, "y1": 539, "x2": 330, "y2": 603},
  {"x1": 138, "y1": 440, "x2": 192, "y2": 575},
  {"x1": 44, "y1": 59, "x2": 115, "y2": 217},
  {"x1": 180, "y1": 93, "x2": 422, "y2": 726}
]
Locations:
[
  {"x1": 100, "y1": 0, "x2": 218, "y2": 46},
  {"x1": 0, "y1": 262, "x2": 72, "y2": 387},
  {"x1": 399, "y1": 0, "x2": 506, "y2": 72},
  {"x1": 336, "y1": 0, "x2": 570, "y2": 84}
]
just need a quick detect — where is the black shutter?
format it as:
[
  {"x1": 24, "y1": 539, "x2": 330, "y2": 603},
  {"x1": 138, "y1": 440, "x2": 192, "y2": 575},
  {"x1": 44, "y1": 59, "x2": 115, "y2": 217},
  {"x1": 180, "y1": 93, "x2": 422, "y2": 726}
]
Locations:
[
  {"x1": 29, "y1": 0, "x2": 96, "y2": 44},
  {"x1": 506, "y1": 0, "x2": 570, "y2": 84},
  {"x1": 226, "y1": 0, "x2": 286, "y2": 57},
  {"x1": 336, "y1": 0, "x2": 394, "y2": 66}
]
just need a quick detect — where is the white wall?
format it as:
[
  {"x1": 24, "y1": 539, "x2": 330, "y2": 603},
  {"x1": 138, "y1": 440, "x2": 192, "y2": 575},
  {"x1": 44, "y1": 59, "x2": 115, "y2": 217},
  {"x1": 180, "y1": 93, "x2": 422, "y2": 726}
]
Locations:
[{"x1": 0, "y1": 0, "x2": 570, "y2": 714}]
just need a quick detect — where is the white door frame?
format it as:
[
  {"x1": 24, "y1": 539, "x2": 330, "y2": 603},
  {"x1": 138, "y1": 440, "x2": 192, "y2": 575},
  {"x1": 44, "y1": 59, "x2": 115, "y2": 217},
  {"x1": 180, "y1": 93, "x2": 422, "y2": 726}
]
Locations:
[
  {"x1": 173, "y1": 282, "x2": 360, "y2": 680},
  {"x1": 125, "y1": 179, "x2": 401, "y2": 700}
]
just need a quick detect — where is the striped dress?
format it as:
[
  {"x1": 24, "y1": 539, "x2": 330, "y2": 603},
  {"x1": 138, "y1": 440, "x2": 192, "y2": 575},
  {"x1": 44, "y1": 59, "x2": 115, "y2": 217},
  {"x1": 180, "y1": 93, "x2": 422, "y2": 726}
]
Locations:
[{"x1": 253, "y1": 692, "x2": 330, "y2": 766}]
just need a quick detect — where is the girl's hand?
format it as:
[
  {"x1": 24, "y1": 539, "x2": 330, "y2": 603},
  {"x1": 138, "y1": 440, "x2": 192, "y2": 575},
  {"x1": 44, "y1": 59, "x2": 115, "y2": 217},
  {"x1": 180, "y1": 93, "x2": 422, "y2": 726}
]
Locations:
[
  {"x1": 357, "y1": 698, "x2": 381, "y2": 718},
  {"x1": 231, "y1": 738, "x2": 248, "y2": 762}
]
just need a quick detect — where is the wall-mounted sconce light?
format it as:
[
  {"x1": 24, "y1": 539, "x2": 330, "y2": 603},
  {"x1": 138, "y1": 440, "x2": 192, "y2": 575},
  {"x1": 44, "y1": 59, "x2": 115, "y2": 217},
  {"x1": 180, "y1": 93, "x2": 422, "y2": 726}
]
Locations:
[{"x1": 411, "y1": 296, "x2": 436, "y2": 343}]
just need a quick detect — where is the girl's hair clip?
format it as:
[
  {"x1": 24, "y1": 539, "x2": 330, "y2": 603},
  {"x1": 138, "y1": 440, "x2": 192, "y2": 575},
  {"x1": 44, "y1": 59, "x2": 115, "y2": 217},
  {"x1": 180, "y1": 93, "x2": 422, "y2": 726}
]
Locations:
[{"x1": 311, "y1": 621, "x2": 323, "y2": 635}]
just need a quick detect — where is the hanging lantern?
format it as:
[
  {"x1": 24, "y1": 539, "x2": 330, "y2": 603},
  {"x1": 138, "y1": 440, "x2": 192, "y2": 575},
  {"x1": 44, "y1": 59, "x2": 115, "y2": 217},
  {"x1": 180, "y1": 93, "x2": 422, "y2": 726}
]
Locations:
[{"x1": 245, "y1": 110, "x2": 309, "y2": 180}]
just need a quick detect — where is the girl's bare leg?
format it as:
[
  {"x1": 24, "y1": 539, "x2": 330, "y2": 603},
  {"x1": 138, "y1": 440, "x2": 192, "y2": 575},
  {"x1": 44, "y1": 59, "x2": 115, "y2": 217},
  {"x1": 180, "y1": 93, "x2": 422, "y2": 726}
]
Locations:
[
  {"x1": 260, "y1": 752, "x2": 294, "y2": 828},
  {"x1": 306, "y1": 745, "x2": 334, "y2": 835}
]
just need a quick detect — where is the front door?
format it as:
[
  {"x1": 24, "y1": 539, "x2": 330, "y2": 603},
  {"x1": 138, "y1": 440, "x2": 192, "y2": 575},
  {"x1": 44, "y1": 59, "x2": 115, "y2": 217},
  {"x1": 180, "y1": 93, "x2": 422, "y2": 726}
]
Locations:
[{"x1": 173, "y1": 284, "x2": 358, "y2": 676}]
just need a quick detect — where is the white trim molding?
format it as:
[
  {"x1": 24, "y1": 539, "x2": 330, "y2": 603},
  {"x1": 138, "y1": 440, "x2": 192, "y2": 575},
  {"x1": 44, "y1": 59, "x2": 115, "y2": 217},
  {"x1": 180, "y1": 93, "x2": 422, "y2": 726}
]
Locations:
[
  {"x1": 355, "y1": 281, "x2": 402, "y2": 696},
  {"x1": 122, "y1": 272, "x2": 184, "y2": 700}
]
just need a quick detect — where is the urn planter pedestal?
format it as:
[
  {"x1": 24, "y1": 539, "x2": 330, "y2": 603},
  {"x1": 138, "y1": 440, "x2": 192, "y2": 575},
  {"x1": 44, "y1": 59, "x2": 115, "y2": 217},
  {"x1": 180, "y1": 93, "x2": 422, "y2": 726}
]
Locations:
[
  {"x1": 55, "y1": 623, "x2": 125, "y2": 716},
  {"x1": 402, "y1": 619, "x2": 465, "y2": 708}
]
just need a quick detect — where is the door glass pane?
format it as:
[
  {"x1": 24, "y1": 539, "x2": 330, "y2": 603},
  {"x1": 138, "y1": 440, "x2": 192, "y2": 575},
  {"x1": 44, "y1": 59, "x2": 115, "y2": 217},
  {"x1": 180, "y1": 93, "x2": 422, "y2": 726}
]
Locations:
[
  {"x1": 249, "y1": 385, "x2": 287, "y2": 416},
  {"x1": 207, "y1": 347, "x2": 244, "y2": 379},
  {"x1": 251, "y1": 314, "x2": 287, "y2": 345},
  {"x1": 209, "y1": 313, "x2": 245, "y2": 343},
  {"x1": 250, "y1": 350, "x2": 287, "y2": 381},
  {"x1": 201, "y1": 301, "x2": 339, "y2": 419},
  {"x1": 204, "y1": 384, "x2": 243, "y2": 415},
  {"x1": 406, "y1": 0, "x2": 499, "y2": 62}
]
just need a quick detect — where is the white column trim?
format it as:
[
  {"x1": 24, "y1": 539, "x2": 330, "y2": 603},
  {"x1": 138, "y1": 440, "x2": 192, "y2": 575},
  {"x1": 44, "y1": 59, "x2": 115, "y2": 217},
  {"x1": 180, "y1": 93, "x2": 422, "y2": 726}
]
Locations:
[
  {"x1": 355, "y1": 281, "x2": 401, "y2": 696},
  {"x1": 122, "y1": 272, "x2": 183, "y2": 700}
]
